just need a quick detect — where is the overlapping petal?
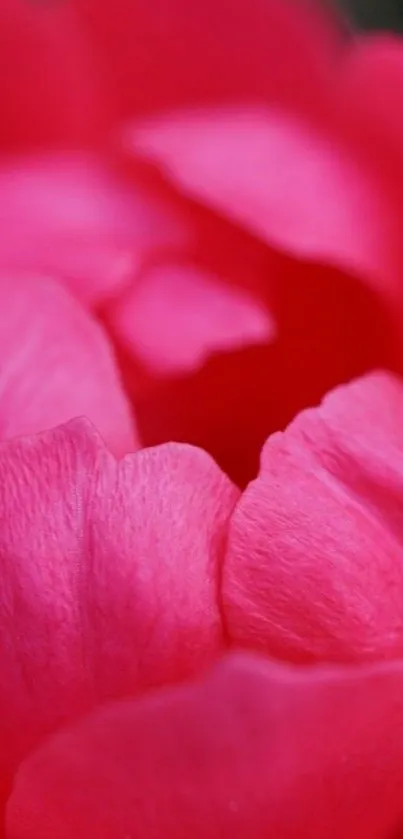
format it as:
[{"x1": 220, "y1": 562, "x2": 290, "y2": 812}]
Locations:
[
  {"x1": 0, "y1": 154, "x2": 188, "y2": 307},
  {"x1": 110, "y1": 10, "x2": 403, "y2": 483},
  {"x1": 128, "y1": 107, "x2": 401, "y2": 304},
  {"x1": 0, "y1": 151, "x2": 276, "y2": 383},
  {"x1": 108, "y1": 261, "x2": 274, "y2": 374},
  {"x1": 0, "y1": 418, "x2": 237, "y2": 785},
  {"x1": 223, "y1": 371, "x2": 403, "y2": 662},
  {"x1": 8, "y1": 653, "x2": 403, "y2": 838},
  {"x1": 0, "y1": 274, "x2": 136, "y2": 452}
]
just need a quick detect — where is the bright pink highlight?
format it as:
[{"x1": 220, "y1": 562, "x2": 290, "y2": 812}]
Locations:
[
  {"x1": 0, "y1": 154, "x2": 188, "y2": 307},
  {"x1": 0, "y1": 418, "x2": 237, "y2": 789},
  {"x1": 2, "y1": 0, "x2": 403, "y2": 835},
  {"x1": 109, "y1": 261, "x2": 275, "y2": 374},
  {"x1": 0, "y1": 274, "x2": 136, "y2": 453}
]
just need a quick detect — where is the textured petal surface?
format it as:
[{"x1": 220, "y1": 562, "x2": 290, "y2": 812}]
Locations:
[
  {"x1": 223, "y1": 371, "x2": 403, "y2": 662},
  {"x1": 8, "y1": 653, "x2": 403, "y2": 838},
  {"x1": 0, "y1": 420, "x2": 237, "y2": 783},
  {"x1": 0, "y1": 154, "x2": 188, "y2": 306},
  {"x1": 108, "y1": 262, "x2": 275, "y2": 374},
  {"x1": 129, "y1": 107, "x2": 400, "y2": 301},
  {"x1": 0, "y1": 274, "x2": 136, "y2": 452},
  {"x1": 0, "y1": 0, "x2": 104, "y2": 149}
]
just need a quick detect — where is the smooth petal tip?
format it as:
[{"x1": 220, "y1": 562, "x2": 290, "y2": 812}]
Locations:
[{"x1": 108, "y1": 262, "x2": 276, "y2": 375}]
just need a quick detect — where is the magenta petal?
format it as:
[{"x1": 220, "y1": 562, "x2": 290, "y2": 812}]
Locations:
[
  {"x1": 223, "y1": 371, "x2": 403, "y2": 663},
  {"x1": 128, "y1": 108, "x2": 400, "y2": 301},
  {"x1": 7, "y1": 653, "x2": 403, "y2": 838},
  {"x1": 0, "y1": 274, "x2": 136, "y2": 453},
  {"x1": 0, "y1": 154, "x2": 188, "y2": 306},
  {"x1": 108, "y1": 262, "x2": 275, "y2": 374},
  {"x1": 0, "y1": 420, "x2": 237, "y2": 778}
]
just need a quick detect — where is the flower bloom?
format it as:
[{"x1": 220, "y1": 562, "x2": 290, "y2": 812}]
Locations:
[{"x1": 2, "y1": 0, "x2": 403, "y2": 836}]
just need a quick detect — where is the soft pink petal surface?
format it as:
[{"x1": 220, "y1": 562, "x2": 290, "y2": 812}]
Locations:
[
  {"x1": 0, "y1": 275, "x2": 136, "y2": 452},
  {"x1": 0, "y1": 419, "x2": 237, "y2": 783},
  {"x1": 0, "y1": 154, "x2": 188, "y2": 306},
  {"x1": 128, "y1": 107, "x2": 401, "y2": 302},
  {"x1": 224, "y1": 371, "x2": 403, "y2": 662},
  {"x1": 108, "y1": 262, "x2": 275, "y2": 374},
  {"x1": 133, "y1": 258, "x2": 396, "y2": 486},
  {"x1": 8, "y1": 653, "x2": 403, "y2": 838}
]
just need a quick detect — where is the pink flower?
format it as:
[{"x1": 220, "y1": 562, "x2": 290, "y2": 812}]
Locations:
[
  {"x1": 3, "y1": 1, "x2": 403, "y2": 836},
  {"x1": 223, "y1": 371, "x2": 403, "y2": 665},
  {"x1": 2, "y1": 371, "x2": 403, "y2": 835},
  {"x1": 0, "y1": 273, "x2": 136, "y2": 453},
  {"x1": 0, "y1": 415, "x2": 238, "y2": 825}
]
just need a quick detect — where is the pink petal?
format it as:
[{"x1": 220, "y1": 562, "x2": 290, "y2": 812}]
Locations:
[
  {"x1": 132, "y1": 256, "x2": 396, "y2": 486},
  {"x1": 223, "y1": 371, "x2": 403, "y2": 662},
  {"x1": 0, "y1": 154, "x2": 188, "y2": 307},
  {"x1": 0, "y1": 0, "x2": 105, "y2": 149},
  {"x1": 8, "y1": 653, "x2": 403, "y2": 838},
  {"x1": 108, "y1": 262, "x2": 275, "y2": 374},
  {"x1": 0, "y1": 274, "x2": 136, "y2": 453},
  {"x1": 128, "y1": 107, "x2": 400, "y2": 302},
  {"x1": 74, "y1": 0, "x2": 339, "y2": 119},
  {"x1": 0, "y1": 419, "x2": 237, "y2": 781}
]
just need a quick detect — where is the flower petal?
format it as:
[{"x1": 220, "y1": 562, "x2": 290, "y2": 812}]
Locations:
[
  {"x1": 7, "y1": 653, "x2": 403, "y2": 838},
  {"x1": 223, "y1": 371, "x2": 403, "y2": 662},
  {"x1": 108, "y1": 262, "x2": 275, "y2": 374},
  {"x1": 0, "y1": 154, "x2": 188, "y2": 307},
  {"x1": 0, "y1": 419, "x2": 237, "y2": 779},
  {"x1": 129, "y1": 107, "x2": 400, "y2": 302},
  {"x1": 0, "y1": 274, "x2": 136, "y2": 453},
  {"x1": 132, "y1": 257, "x2": 396, "y2": 487}
]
